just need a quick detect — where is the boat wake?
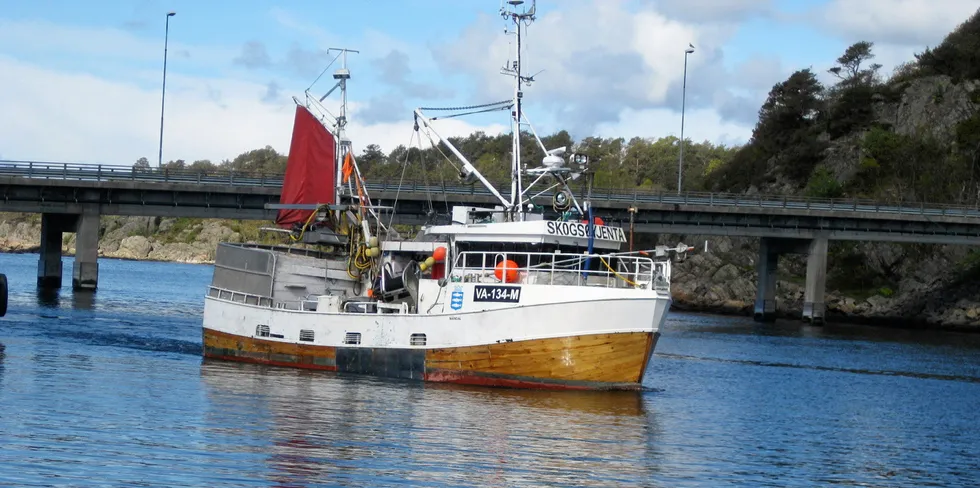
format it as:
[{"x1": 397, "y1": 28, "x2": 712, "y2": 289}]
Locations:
[
  {"x1": 47, "y1": 329, "x2": 202, "y2": 357},
  {"x1": 657, "y1": 352, "x2": 980, "y2": 383}
]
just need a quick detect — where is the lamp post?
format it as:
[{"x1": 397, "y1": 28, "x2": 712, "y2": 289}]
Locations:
[
  {"x1": 158, "y1": 11, "x2": 176, "y2": 169},
  {"x1": 677, "y1": 43, "x2": 694, "y2": 195}
]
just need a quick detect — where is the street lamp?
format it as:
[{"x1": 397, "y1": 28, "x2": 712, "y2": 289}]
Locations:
[
  {"x1": 158, "y1": 11, "x2": 176, "y2": 169},
  {"x1": 677, "y1": 43, "x2": 694, "y2": 195}
]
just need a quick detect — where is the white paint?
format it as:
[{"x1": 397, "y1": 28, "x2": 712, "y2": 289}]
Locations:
[
  {"x1": 425, "y1": 219, "x2": 627, "y2": 250},
  {"x1": 204, "y1": 281, "x2": 670, "y2": 350}
]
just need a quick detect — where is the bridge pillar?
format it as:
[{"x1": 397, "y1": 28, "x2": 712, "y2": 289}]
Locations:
[
  {"x1": 753, "y1": 237, "x2": 779, "y2": 322},
  {"x1": 37, "y1": 214, "x2": 67, "y2": 288},
  {"x1": 802, "y1": 236, "x2": 828, "y2": 325},
  {"x1": 72, "y1": 208, "x2": 100, "y2": 290}
]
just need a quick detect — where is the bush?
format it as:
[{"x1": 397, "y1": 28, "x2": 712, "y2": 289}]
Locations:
[
  {"x1": 889, "y1": 61, "x2": 922, "y2": 84},
  {"x1": 805, "y1": 166, "x2": 844, "y2": 198}
]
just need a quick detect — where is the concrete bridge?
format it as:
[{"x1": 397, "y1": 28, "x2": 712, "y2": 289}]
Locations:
[
  {"x1": 0, "y1": 161, "x2": 279, "y2": 290},
  {"x1": 3, "y1": 160, "x2": 980, "y2": 324}
]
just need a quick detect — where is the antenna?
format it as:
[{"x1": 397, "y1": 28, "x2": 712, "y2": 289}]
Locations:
[
  {"x1": 320, "y1": 48, "x2": 359, "y2": 135},
  {"x1": 312, "y1": 47, "x2": 359, "y2": 206},
  {"x1": 499, "y1": 0, "x2": 536, "y2": 221}
]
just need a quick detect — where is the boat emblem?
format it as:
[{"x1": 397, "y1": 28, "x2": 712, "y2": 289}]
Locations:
[{"x1": 450, "y1": 286, "x2": 464, "y2": 310}]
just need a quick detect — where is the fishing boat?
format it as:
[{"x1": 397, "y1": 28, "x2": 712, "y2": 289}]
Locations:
[{"x1": 201, "y1": 0, "x2": 688, "y2": 390}]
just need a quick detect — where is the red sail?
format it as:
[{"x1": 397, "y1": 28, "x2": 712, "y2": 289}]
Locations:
[{"x1": 275, "y1": 105, "x2": 337, "y2": 228}]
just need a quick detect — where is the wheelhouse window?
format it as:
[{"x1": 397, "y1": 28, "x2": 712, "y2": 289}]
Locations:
[{"x1": 454, "y1": 241, "x2": 604, "y2": 272}]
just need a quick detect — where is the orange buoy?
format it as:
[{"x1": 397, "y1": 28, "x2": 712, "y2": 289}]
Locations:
[
  {"x1": 433, "y1": 246, "x2": 447, "y2": 262},
  {"x1": 494, "y1": 259, "x2": 519, "y2": 283}
]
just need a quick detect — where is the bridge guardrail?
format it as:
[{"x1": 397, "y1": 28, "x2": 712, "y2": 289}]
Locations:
[
  {"x1": 2, "y1": 160, "x2": 979, "y2": 219},
  {"x1": 357, "y1": 180, "x2": 980, "y2": 219},
  {"x1": 0, "y1": 160, "x2": 283, "y2": 188}
]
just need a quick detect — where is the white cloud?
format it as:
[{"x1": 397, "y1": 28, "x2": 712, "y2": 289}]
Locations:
[
  {"x1": 434, "y1": 0, "x2": 753, "y2": 141},
  {"x1": 653, "y1": 0, "x2": 774, "y2": 22},
  {"x1": 347, "y1": 115, "x2": 509, "y2": 158},
  {"x1": 0, "y1": 54, "x2": 291, "y2": 165},
  {"x1": 0, "y1": 4, "x2": 764, "y2": 170},
  {"x1": 0, "y1": 54, "x2": 503, "y2": 167},
  {"x1": 820, "y1": 1, "x2": 977, "y2": 47},
  {"x1": 438, "y1": 2, "x2": 704, "y2": 107}
]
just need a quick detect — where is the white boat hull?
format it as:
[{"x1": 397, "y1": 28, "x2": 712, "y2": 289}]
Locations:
[{"x1": 202, "y1": 286, "x2": 670, "y2": 390}]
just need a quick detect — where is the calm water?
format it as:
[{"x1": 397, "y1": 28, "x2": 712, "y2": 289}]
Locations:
[{"x1": 0, "y1": 253, "x2": 978, "y2": 487}]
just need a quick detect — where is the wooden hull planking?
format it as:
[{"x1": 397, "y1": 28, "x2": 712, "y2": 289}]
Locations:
[{"x1": 203, "y1": 328, "x2": 658, "y2": 391}]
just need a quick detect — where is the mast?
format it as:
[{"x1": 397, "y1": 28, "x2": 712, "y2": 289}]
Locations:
[
  {"x1": 511, "y1": 9, "x2": 522, "y2": 220},
  {"x1": 325, "y1": 47, "x2": 358, "y2": 204},
  {"x1": 501, "y1": 0, "x2": 535, "y2": 221}
]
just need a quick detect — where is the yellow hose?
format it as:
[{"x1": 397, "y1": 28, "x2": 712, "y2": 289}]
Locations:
[
  {"x1": 599, "y1": 256, "x2": 639, "y2": 287},
  {"x1": 346, "y1": 223, "x2": 374, "y2": 279},
  {"x1": 285, "y1": 206, "x2": 374, "y2": 280},
  {"x1": 288, "y1": 205, "x2": 325, "y2": 242}
]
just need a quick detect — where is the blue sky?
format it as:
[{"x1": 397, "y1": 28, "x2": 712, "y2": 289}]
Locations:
[{"x1": 0, "y1": 0, "x2": 975, "y2": 166}]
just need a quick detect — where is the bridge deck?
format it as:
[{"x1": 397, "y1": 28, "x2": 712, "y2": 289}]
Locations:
[{"x1": 0, "y1": 160, "x2": 978, "y2": 244}]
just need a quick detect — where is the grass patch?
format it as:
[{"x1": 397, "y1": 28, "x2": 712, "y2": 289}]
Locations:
[
  {"x1": 127, "y1": 227, "x2": 152, "y2": 238},
  {"x1": 159, "y1": 217, "x2": 198, "y2": 244}
]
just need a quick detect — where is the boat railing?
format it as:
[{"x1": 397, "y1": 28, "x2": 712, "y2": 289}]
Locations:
[
  {"x1": 207, "y1": 286, "x2": 275, "y2": 308},
  {"x1": 450, "y1": 251, "x2": 670, "y2": 291},
  {"x1": 208, "y1": 286, "x2": 415, "y2": 314}
]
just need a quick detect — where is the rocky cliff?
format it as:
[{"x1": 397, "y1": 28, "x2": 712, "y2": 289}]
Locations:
[
  {"x1": 658, "y1": 231, "x2": 980, "y2": 331},
  {"x1": 673, "y1": 61, "x2": 980, "y2": 332},
  {"x1": 0, "y1": 213, "x2": 251, "y2": 264}
]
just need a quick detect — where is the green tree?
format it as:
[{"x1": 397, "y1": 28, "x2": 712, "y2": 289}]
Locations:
[
  {"x1": 189, "y1": 159, "x2": 217, "y2": 172},
  {"x1": 805, "y1": 166, "x2": 843, "y2": 198},
  {"x1": 826, "y1": 42, "x2": 882, "y2": 138},
  {"x1": 133, "y1": 157, "x2": 150, "y2": 172},
  {"x1": 540, "y1": 130, "x2": 574, "y2": 155},
  {"x1": 916, "y1": 9, "x2": 980, "y2": 82},
  {"x1": 357, "y1": 144, "x2": 386, "y2": 175},
  {"x1": 828, "y1": 41, "x2": 882, "y2": 86},
  {"x1": 712, "y1": 68, "x2": 828, "y2": 190},
  {"x1": 221, "y1": 146, "x2": 288, "y2": 174},
  {"x1": 755, "y1": 69, "x2": 825, "y2": 149},
  {"x1": 162, "y1": 159, "x2": 186, "y2": 170}
]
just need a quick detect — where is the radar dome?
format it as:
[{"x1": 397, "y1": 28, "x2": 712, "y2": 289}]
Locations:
[{"x1": 542, "y1": 155, "x2": 564, "y2": 167}]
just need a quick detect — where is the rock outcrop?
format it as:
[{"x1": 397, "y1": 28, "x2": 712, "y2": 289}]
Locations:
[
  {"x1": 655, "y1": 233, "x2": 980, "y2": 331},
  {"x1": 0, "y1": 213, "x2": 249, "y2": 265}
]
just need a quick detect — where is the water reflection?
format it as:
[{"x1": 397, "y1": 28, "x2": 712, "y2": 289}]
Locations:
[
  {"x1": 199, "y1": 360, "x2": 665, "y2": 487},
  {"x1": 36, "y1": 287, "x2": 60, "y2": 308},
  {"x1": 71, "y1": 290, "x2": 96, "y2": 310},
  {"x1": 33, "y1": 288, "x2": 97, "y2": 311}
]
